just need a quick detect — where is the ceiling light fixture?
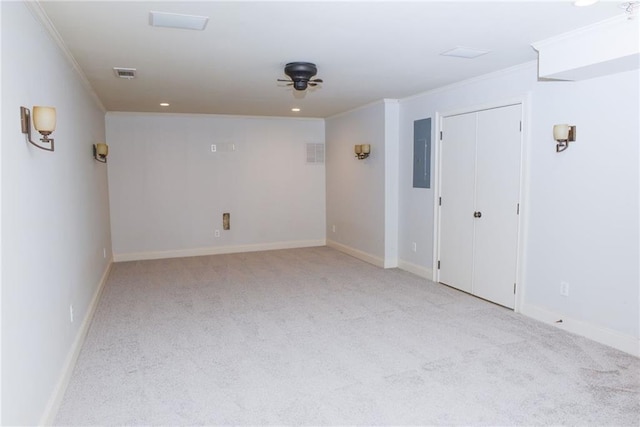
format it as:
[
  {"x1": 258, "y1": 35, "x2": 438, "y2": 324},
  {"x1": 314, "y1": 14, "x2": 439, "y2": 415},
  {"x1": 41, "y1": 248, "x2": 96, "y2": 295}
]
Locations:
[
  {"x1": 440, "y1": 47, "x2": 490, "y2": 59},
  {"x1": 149, "y1": 11, "x2": 209, "y2": 31},
  {"x1": 278, "y1": 62, "x2": 323, "y2": 91},
  {"x1": 160, "y1": 103, "x2": 170, "y2": 107},
  {"x1": 291, "y1": 108, "x2": 300, "y2": 112}
]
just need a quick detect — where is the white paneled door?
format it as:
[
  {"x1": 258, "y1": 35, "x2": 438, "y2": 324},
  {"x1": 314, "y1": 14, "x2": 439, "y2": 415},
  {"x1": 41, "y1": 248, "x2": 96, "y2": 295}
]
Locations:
[
  {"x1": 438, "y1": 104, "x2": 522, "y2": 309},
  {"x1": 438, "y1": 112, "x2": 477, "y2": 294}
]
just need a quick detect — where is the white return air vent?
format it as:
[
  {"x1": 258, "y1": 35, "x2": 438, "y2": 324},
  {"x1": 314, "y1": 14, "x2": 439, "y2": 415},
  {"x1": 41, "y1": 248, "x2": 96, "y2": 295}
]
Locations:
[
  {"x1": 306, "y1": 143, "x2": 325, "y2": 164},
  {"x1": 113, "y1": 67, "x2": 137, "y2": 79}
]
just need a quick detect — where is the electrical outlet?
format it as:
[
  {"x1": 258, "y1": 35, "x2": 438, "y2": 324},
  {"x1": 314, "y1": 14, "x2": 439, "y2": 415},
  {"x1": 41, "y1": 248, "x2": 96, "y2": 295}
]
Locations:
[
  {"x1": 69, "y1": 305, "x2": 74, "y2": 323},
  {"x1": 214, "y1": 230, "x2": 220, "y2": 238},
  {"x1": 412, "y1": 242, "x2": 417, "y2": 252},
  {"x1": 560, "y1": 281, "x2": 570, "y2": 297},
  {"x1": 211, "y1": 144, "x2": 217, "y2": 152},
  {"x1": 332, "y1": 225, "x2": 336, "y2": 233}
]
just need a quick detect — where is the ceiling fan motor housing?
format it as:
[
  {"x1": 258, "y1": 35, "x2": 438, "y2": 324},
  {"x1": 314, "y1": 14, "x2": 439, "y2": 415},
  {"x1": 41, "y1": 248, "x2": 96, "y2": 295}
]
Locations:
[{"x1": 284, "y1": 62, "x2": 318, "y2": 91}]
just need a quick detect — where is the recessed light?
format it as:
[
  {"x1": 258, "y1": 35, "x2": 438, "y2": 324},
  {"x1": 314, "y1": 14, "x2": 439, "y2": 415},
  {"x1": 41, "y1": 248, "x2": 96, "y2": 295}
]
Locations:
[
  {"x1": 149, "y1": 11, "x2": 209, "y2": 31},
  {"x1": 160, "y1": 103, "x2": 170, "y2": 107},
  {"x1": 291, "y1": 108, "x2": 301, "y2": 112},
  {"x1": 440, "y1": 47, "x2": 490, "y2": 59}
]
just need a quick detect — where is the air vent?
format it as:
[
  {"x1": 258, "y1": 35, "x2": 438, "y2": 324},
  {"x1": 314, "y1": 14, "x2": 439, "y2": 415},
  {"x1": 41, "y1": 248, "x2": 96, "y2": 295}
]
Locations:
[
  {"x1": 113, "y1": 67, "x2": 137, "y2": 79},
  {"x1": 440, "y1": 47, "x2": 490, "y2": 59},
  {"x1": 149, "y1": 11, "x2": 209, "y2": 31},
  {"x1": 306, "y1": 143, "x2": 325, "y2": 164}
]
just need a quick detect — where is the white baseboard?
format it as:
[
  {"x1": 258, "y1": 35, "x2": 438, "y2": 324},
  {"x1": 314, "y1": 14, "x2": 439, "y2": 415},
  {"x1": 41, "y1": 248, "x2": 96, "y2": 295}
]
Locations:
[
  {"x1": 520, "y1": 303, "x2": 639, "y2": 357},
  {"x1": 326, "y1": 239, "x2": 385, "y2": 268},
  {"x1": 39, "y1": 259, "x2": 113, "y2": 425},
  {"x1": 397, "y1": 259, "x2": 434, "y2": 280},
  {"x1": 114, "y1": 239, "x2": 327, "y2": 262}
]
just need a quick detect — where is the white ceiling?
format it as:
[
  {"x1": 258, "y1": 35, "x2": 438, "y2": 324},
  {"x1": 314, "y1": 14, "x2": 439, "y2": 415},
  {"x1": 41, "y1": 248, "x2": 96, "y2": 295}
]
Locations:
[{"x1": 39, "y1": 0, "x2": 625, "y2": 118}]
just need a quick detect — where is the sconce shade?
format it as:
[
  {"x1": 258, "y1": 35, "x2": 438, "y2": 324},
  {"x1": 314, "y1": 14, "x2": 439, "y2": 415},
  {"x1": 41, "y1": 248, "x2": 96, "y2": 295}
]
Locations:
[
  {"x1": 32, "y1": 107, "x2": 56, "y2": 132},
  {"x1": 553, "y1": 124, "x2": 576, "y2": 152},
  {"x1": 354, "y1": 144, "x2": 371, "y2": 160},
  {"x1": 553, "y1": 124, "x2": 570, "y2": 141},
  {"x1": 96, "y1": 143, "x2": 109, "y2": 157},
  {"x1": 93, "y1": 142, "x2": 109, "y2": 163}
]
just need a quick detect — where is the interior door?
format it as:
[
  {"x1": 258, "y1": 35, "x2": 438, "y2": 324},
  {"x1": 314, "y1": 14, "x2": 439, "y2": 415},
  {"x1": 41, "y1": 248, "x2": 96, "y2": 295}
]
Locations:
[
  {"x1": 438, "y1": 112, "x2": 477, "y2": 293},
  {"x1": 472, "y1": 104, "x2": 522, "y2": 308}
]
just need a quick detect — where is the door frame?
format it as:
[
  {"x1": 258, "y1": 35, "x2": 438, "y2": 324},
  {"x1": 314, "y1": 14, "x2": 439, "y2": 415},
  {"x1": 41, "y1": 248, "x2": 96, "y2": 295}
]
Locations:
[{"x1": 432, "y1": 95, "x2": 532, "y2": 313}]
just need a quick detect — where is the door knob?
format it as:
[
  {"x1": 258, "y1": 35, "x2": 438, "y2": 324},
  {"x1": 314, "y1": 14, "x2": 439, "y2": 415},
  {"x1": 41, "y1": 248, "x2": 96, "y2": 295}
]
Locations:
[{"x1": 473, "y1": 211, "x2": 482, "y2": 218}]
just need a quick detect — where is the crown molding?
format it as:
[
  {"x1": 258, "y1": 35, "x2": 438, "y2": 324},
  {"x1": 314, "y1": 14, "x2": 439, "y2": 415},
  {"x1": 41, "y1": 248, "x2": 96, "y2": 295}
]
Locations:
[{"x1": 24, "y1": 0, "x2": 106, "y2": 113}]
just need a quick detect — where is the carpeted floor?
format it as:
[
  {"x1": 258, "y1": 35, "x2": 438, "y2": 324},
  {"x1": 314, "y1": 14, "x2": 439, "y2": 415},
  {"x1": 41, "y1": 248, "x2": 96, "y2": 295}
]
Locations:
[{"x1": 55, "y1": 246, "x2": 639, "y2": 425}]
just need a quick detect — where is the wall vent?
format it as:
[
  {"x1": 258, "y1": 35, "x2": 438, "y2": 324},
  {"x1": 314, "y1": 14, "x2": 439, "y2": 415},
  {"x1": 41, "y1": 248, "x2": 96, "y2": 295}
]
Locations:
[
  {"x1": 113, "y1": 67, "x2": 137, "y2": 79},
  {"x1": 306, "y1": 143, "x2": 325, "y2": 164}
]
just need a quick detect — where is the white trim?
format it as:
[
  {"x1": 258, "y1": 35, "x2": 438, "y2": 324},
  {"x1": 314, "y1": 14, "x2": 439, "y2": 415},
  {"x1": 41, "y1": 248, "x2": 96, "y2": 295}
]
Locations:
[
  {"x1": 438, "y1": 96, "x2": 526, "y2": 120},
  {"x1": 114, "y1": 240, "x2": 326, "y2": 262},
  {"x1": 397, "y1": 260, "x2": 433, "y2": 280},
  {"x1": 0, "y1": 3, "x2": 3, "y2": 420},
  {"x1": 326, "y1": 239, "x2": 385, "y2": 268},
  {"x1": 432, "y1": 112, "x2": 442, "y2": 284},
  {"x1": 325, "y1": 98, "x2": 394, "y2": 121},
  {"x1": 521, "y1": 303, "x2": 640, "y2": 357},
  {"x1": 514, "y1": 92, "x2": 534, "y2": 314},
  {"x1": 24, "y1": 1, "x2": 106, "y2": 113},
  {"x1": 531, "y1": 14, "x2": 628, "y2": 51},
  {"x1": 402, "y1": 61, "x2": 537, "y2": 103},
  {"x1": 105, "y1": 111, "x2": 325, "y2": 122},
  {"x1": 39, "y1": 260, "x2": 113, "y2": 425},
  {"x1": 383, "y1": 257, "x2": 398, "y2": 269}
]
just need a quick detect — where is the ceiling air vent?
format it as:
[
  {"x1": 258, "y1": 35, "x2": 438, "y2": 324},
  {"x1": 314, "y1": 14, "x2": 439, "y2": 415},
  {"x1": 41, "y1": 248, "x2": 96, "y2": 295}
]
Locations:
[{"x1": 113, "y1": 67, "x2": 137, "y2": 79}]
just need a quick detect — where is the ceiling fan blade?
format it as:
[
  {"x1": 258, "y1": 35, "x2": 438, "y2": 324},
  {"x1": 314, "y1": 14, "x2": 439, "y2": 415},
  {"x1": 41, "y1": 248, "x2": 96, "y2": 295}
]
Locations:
[
  {"x1": 310, "y1": 78, "x2": 323, "y2": 83},
  {"x1": 277, "y1": 79, "x2": 292, "y2": 82},
  {"x1": 308, "y1": 82, "x2": 318, "y2": 87}
]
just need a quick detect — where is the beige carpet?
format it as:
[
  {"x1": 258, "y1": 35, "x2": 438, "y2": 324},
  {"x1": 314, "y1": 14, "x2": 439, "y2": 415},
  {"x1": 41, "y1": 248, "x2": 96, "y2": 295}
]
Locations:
[{"x1": 55, "y1": 247, "x2": 639, "y2": 425}]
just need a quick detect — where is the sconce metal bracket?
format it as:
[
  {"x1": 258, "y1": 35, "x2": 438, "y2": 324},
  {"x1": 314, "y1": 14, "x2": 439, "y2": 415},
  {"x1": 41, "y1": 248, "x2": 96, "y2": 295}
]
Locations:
[{"x1": 20, "y1": 106, "x2": 54, "y2": 152}]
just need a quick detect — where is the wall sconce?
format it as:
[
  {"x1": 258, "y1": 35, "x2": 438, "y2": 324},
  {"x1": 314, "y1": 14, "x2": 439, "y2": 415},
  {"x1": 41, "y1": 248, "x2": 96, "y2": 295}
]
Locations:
[
  {"x1": 354, "y1": 144, "x2": 371, "y2": 160},
  {"x1": 93, "y1": 143, "x2": 109, "y2": 163},
  {"x1": 553, "y1": 124, "x2": 576, "y2": 152},
  {"x1": 20, "y1": 106, "x2": 56, "y2": 152}
]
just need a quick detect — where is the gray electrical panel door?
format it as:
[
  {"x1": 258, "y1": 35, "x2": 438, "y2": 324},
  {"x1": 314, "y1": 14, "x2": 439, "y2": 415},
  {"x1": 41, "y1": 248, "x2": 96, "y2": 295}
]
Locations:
[{"x1": 413, "y1": 118, "x2": 431, "y2": 188}]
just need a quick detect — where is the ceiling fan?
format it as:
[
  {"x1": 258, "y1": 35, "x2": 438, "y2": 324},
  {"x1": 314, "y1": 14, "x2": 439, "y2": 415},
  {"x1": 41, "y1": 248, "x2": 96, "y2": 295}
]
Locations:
[{"x1": 278, "y1": 62, "x2": 323, "y2": 91}]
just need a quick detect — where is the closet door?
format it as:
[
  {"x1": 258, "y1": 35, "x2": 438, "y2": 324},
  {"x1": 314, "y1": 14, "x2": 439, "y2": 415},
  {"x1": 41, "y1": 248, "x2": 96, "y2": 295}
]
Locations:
[
  {"x1": 473, "y1": 104, "x2": 522, "y2": 308},
  {"x1": 438, "y1": 112, "x2": 477, "y2": 293},
  {"x1": 438, "y1": 103, "x2": 522, "y2": 308}
]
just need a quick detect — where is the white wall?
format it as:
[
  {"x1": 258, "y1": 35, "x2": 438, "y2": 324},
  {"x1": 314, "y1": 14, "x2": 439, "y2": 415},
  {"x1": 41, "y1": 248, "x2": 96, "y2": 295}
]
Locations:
[
  {"x1": 525, "y1": 69, "x2": 639, "y2": 341},
  {"x1": 325, "y1": 101, "x2": 388, "y2": 266},
  {"x1": 1, "y1": 2, "x2": 112, "y2": 424},
  {"x1": 398, "y1": 63, "x2": 639, "y2": 353},
  {"x1": 106, "y1": 113, "x2": 325, "y2": 260}
]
